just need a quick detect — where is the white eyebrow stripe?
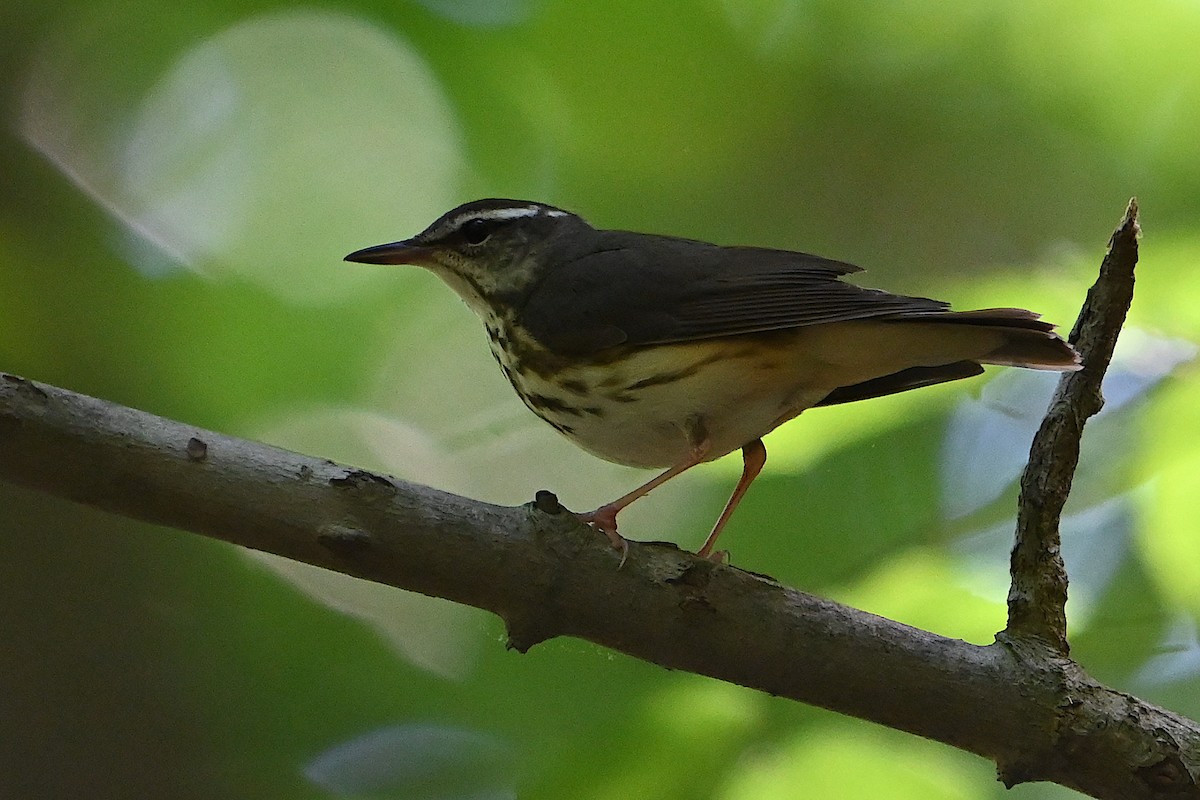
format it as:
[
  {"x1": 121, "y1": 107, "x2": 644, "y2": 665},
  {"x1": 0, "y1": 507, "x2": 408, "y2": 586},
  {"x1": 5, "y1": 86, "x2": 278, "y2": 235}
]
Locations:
[
  {"x1": 467, "y1": 206, "x2": 543, "y2": 222},
  {"x1": 436, "y1": 204, "x2": 571, "y2": 238},
  {"x1": 459, "y1": 205, "x2": 569, "y2": 224}
]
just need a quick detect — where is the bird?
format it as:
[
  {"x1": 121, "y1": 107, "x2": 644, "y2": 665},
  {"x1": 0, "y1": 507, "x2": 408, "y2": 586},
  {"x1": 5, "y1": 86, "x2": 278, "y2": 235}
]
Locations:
[{"x1": 345, "y1": 199, "x2": 1080, "y2": 561}]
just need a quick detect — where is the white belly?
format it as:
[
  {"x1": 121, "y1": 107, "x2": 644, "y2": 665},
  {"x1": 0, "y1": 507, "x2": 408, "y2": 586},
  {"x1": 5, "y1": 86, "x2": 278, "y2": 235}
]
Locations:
[
  {"x1": 494, "y1": 332, "x2": 835, "y2": 469},
  {"x1": 485, "y1": 317, "x2": 1000, "y2": 470}
]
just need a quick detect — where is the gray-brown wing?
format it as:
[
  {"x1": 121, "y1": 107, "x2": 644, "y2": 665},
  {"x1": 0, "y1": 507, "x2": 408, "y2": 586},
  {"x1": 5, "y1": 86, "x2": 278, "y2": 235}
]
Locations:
[{"x1": 518, "y1": 233, "x2": 950, "y2": 356}]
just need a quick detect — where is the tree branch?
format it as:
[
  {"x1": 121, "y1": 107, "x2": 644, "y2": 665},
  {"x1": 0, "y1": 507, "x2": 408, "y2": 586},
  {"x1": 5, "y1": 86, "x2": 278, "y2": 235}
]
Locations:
[
  {"x1": 1, "y1": 201, "x2": 1197, "y2": 798},
  {"x1": 1007, "y1": 198, "x2": 1140, "y2": 652}
]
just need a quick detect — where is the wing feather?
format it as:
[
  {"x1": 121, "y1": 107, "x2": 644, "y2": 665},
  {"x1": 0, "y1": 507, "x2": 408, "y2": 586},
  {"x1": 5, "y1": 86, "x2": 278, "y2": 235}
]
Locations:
[{"x1": 518, "y1": 231, "x2": 951, "y2": 356}]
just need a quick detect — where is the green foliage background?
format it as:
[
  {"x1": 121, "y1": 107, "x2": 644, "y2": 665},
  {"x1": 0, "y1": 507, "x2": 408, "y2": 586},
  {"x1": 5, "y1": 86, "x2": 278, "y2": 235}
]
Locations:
[{"x1": 3, "y1": 2, "x2": 1200, "y2": 798}]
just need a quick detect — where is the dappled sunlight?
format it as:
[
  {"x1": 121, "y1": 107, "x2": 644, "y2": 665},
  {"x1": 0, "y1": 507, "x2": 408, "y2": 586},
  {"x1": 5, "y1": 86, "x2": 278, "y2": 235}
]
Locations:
[
  {"x1": 754, "y1": 383, "x2": 958, "y2": 475},
  {"x1": 1127, "y1": 235, "x2": 1200, "y2": 336},
  {"x1": 1141, "y1": 376, "x2": 1200, "y2": 618},
  {"x1": 835, "y1": 548, "x2": 1005, "y2": 644},
  {"x1": 583, "y1": 679, "x2": 761, "y2": 800},
  {"x1": 20, "y1": 9, "x2": 466, "y2": 303},
  {"x1": 719, "y1": 725, "x2": 978, "y2": 800},
  {"x1": 641, "y1": 679, "x2": 761, "y2": 746}
]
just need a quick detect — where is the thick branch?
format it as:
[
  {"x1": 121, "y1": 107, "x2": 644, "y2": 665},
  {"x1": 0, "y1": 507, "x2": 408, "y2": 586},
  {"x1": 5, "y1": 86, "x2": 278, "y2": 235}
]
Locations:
[
  {"x1": 1007, "y1": 198, "x2": 1140, "y2": 652},
  {"x1": 0, "y1": 367, "x2": 1197, "y2": 798}
]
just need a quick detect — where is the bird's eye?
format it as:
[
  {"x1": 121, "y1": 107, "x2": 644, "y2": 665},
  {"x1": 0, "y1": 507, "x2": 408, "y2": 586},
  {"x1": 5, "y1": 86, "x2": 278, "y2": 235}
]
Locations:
[{"x1": 461, "y1": 218, "x2": 494, "y2": 245}]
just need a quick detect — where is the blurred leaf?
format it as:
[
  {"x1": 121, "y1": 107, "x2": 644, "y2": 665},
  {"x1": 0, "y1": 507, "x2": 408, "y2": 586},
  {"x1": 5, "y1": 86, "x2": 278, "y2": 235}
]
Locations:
[
  {"x1": 248, "y1": 407, "x2": 483, "y2": 679},
  {"x1": 305, "y1": 724, "x2": 515, "y2": 800},
  {"x1": 247, "y1": 551, "x2": 485, "y2": 681},
  {"x1": 942, "y1": 329, "x2": 1194, "y2": 522},
  {"x1": 21, "y1": 8, "x2": 468, "y2": 303},
  {"x1": 941, "y1": 368, "x2": 1059, "y2": 521},
  {"x1": 951, "y1": 492, "x2": 1136, "y2": 630},
  {"x1": 1134, "y1": 614, "x2": 1200, "y2": 688}
]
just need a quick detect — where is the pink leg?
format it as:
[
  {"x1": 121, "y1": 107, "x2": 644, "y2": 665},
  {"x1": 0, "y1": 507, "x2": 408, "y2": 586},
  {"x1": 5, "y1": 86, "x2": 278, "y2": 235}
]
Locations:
[
  {"x1": 578, "y1": 441, "x2": 712, "y2": 558},
  {"x1": 696, "y1": 439, "x2": 767, "y2": 560}
]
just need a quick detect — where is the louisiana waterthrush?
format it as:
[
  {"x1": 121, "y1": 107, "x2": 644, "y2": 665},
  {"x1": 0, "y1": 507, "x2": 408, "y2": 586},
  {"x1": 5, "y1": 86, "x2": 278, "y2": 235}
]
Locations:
[{"x1": 346, "y1": 199, "x2": 1080, "y2": 560}]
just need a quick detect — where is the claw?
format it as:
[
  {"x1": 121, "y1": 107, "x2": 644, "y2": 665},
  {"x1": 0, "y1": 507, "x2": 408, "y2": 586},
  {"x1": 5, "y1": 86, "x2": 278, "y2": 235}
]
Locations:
[
  {"x1": 577, "y1": 506, "x2": 630, "y2": 567},
  {"x1": 576, "y1": 440, "x2": 713, "y2": 566}
]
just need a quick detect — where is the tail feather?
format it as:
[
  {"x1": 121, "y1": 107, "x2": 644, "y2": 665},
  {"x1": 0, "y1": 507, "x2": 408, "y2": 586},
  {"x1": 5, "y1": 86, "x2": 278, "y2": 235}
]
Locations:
[
  {"x1": 981, "y1": 328, "x2": 1081, "y2": 371},
  {"x1": 894, "y1": 308, "x2": 1081, "y2": 371}
]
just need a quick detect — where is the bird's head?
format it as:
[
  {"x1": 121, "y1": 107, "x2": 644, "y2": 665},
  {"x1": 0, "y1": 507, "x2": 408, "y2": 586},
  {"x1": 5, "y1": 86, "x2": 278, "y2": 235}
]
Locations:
[{"x1": 345, "y1": 199, "x2": 590, "y2": 315}]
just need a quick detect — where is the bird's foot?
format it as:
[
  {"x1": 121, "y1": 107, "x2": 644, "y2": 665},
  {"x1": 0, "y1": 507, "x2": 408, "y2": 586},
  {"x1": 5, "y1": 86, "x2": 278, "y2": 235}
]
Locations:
[{"x1": 576, "y1": 505, "x2": 630, "y2": 568}]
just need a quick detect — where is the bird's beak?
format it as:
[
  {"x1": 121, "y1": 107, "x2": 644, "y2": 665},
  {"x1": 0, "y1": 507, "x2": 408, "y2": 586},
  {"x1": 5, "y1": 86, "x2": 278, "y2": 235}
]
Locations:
[{"x1": 344, "y1": 239, "x2": 436, "y2": 266}]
